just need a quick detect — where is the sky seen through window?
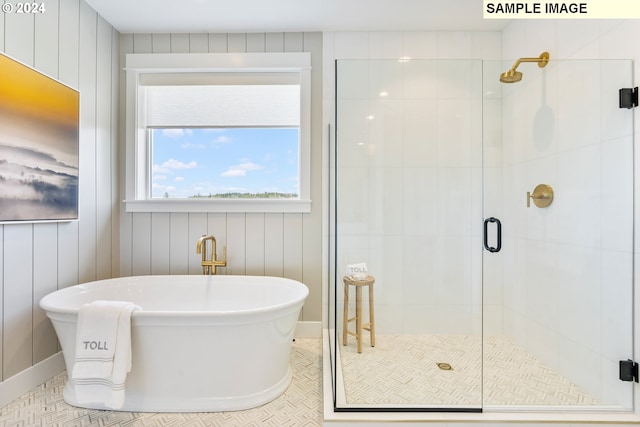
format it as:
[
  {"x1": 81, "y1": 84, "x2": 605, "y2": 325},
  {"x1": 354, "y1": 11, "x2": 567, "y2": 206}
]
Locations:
[{"x1": 151, "y1": 127, "x2": 299, "y2": 199}]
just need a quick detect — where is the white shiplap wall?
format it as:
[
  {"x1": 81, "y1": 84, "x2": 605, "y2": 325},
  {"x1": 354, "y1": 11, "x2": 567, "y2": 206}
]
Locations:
[
  {"x1": 0, "y1": 0, "x2": 119, "y2": 381},
  {"x1": 118, "y1": 32, "x2": 323, "y2": 321}
]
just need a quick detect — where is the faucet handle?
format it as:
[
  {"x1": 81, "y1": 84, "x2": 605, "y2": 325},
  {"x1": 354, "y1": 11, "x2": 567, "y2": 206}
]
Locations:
[{"x1": 527, "y1": 184, "x2": 554, "y2": 208}]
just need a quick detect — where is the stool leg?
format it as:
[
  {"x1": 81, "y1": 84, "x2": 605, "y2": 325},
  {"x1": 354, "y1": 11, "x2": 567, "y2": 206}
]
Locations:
[
  {"x1": 342, "y1": 283, "x2": 349, "y2": 346},
  {"x1": 368, "y1": 284, "x2": 375, "y2": 347},
  {"x1": 356, "y1": 285, "x2": 362, "y2": 353}
]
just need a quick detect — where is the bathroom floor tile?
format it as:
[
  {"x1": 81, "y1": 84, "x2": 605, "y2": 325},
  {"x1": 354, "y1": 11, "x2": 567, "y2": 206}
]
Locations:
[
  {"x1": 339, "y1": 334, "x2": 598, "y2": 407},
  {"x1": 0, "y1": 339, "x2": 322, "y2": 427}
]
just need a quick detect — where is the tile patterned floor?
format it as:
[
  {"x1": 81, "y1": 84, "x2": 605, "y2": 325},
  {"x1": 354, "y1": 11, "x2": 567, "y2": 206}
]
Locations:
[
  {"x1": 1, "y1": 334, "x2": 602, "y2": 426},
  {"x1": 483, "y1": 336, "x2": 599, "y2": 406},
  {"x1": 340, "y1": 334, "x2": 599, "y2": 407},
  {"x1": 0, "y1": 339, "x2": 323, "y2": 427}
]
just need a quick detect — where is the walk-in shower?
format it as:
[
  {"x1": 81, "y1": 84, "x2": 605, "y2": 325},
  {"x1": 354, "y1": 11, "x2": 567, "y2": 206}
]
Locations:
[
  {"x1": 499, "y1": 51, "x2": 549, "y2": 83},
  {"x1": 328, "y1": 55, "x2": 634, "y2": 415}
]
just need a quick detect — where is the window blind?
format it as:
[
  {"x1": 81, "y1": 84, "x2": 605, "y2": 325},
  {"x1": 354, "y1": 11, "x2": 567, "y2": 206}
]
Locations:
[{"x1": 142, "y1": 72, "x2": 301, "y2": 128}]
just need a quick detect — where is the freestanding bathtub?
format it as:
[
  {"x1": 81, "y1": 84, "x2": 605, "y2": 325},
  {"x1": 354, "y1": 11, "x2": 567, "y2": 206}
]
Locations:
[{"x1": 39, "y1": 274, "x2": 309, "y2": 412}]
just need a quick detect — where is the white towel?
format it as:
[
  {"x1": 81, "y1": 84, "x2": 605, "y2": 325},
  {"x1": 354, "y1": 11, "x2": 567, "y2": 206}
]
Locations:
[
  {"x1": 71, "y1": 300, "x2": 139, "y2": 409},
  {"x1": 346, "y1": 262, "x2": 368, "y2": 280}
]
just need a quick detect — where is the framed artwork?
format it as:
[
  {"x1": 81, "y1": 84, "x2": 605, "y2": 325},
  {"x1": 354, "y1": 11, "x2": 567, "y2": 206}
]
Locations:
[{"x1": 0, "y1": 53, "x2": 79, "y2": 222}]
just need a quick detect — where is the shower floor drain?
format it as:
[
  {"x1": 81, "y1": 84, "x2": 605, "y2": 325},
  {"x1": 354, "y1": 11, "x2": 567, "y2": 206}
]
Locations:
[{"x1": 436, "y1": 362, "x2": 453, "y2": 371}]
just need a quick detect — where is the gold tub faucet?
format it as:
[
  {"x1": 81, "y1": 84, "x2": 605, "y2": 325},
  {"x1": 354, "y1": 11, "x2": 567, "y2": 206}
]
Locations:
[{"x1": 196, "y1": 234, "x2": 227, "y2": 275}]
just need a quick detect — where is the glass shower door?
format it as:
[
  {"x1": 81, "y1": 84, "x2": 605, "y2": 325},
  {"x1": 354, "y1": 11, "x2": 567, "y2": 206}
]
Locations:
[
  {"x1": 481, "y1": 58, "x2": 634, "y2": 410},
  {"x1": 333, "y1": 58, "x2": 484, "y2": 411}
]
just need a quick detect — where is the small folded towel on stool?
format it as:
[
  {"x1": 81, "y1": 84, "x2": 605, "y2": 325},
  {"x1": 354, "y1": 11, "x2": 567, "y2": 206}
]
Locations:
[{"x1": 346, "y1": 262, "x2": 368, "y2": 280}]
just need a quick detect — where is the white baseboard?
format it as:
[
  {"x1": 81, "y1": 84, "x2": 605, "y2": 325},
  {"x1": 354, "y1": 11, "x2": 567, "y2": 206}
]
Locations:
[
  {"x1": 0, "y1": 352, "x2": 65, "y2": 408},
  {"x1": 295, "y1": 321, "x2": 321, "y2": 338}
]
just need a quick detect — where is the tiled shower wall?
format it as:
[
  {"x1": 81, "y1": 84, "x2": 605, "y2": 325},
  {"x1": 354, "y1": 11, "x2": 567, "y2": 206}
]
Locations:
[
  {"x1": 0, "y1": 0, "x2": 119, "y2": 393},
  {"x1": 324, "y1": 32, "x2": 502, "y2": 335},
  {"x1": 500, "y1": 21, "x2": 635, "y2": 408},
  {"x1": 118, "y1": 32, "x2": 323, "y2": 322},
  {"x1": 325, "y1": 27, "x2": 637, "y2": 408}
]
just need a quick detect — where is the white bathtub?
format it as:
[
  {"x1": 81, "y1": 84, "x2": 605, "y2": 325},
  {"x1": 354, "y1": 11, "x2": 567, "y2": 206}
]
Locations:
[{"x1": 39, "y1": 274, "x2": 309, "y2": 412}]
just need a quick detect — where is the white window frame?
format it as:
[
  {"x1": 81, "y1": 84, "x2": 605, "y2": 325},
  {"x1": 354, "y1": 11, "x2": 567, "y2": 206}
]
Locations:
[{"x1": 123, "y1": 52, "x2": 312, "y2": 213}]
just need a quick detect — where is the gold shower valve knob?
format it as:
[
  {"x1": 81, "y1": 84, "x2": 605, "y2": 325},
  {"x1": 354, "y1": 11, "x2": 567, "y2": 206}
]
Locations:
[{"x1": 527, "y1": 184, "x2": 554, "y2": 208}]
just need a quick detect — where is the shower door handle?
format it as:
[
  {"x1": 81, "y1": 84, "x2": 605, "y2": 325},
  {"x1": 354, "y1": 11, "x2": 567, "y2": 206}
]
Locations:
[{"x1": 483, "y1": 217, "x2": 502, "y2": 253}]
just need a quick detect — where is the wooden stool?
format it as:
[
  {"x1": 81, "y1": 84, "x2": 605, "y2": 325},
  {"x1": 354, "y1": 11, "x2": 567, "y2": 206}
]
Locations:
[{"x1": 342, "y1": 275, "x2": 375, "y2": 353}]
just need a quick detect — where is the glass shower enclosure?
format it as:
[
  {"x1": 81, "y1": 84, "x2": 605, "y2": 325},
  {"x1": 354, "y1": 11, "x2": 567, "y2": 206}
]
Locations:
[{"x1": 328, "y1": 57, "x2": 634, "y2": 412}]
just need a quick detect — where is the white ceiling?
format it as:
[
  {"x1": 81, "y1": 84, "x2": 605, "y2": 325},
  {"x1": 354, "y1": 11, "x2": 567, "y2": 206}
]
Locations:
[{"x1": 84, "y1": 0, "x2": 509, "y2": 33}]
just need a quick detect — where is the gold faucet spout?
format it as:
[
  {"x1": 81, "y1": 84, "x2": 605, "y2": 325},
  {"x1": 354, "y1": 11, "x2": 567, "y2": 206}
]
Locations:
[{"x1": 196, "y1": 234, "x2": 227, "y2": 275}]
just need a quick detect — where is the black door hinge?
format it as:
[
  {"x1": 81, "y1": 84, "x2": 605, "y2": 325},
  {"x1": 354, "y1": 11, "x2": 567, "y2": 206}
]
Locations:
[
  {"x1": 619, "y1": 359, "x2": 638, "y2": 382},
  {"x1": 619, "y1": 87, "x2": 638, "y2": 109}
]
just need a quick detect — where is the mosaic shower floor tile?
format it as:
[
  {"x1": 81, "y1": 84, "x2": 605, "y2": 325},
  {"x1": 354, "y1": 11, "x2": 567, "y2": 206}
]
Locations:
[{"x1": 339, "y1": 334, "x2": 599, "y2": 407}]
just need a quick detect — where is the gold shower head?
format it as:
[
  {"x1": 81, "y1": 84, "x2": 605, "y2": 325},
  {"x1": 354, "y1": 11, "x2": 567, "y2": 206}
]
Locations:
[
  {"x1": 499, "y1": 51, "x2": 549, "y2": 83},
  {"x1": 499, "y1": 69, "x2": 523, "y2": 83}
]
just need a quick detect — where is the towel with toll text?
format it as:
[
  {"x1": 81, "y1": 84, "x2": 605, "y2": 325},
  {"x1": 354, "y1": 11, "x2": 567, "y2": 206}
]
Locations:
[{"x1": 71, "y1": 300, "x2": 139, "y2": 409}]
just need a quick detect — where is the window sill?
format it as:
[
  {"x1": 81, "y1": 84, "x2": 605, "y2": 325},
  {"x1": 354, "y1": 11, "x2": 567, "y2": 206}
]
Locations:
[{"x1": 124, "y1": 198, "x2": 312, "y2": 213}]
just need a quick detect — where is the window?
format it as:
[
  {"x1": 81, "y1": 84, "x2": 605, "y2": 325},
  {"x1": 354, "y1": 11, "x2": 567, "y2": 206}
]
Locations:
[
  {"x1": 150, "y1": 127, "x2": 299, "y2": 199},
  {"x1": 124, "y1": 53, "x2": 311, "y2": 213}
]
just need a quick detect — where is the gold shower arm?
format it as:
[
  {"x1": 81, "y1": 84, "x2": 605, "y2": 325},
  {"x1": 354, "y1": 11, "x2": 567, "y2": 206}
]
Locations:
[
  {"x1": 508, "y1": 51, "x2": 550, "y2": 72},
  {"x1": 500, "y1": 51, "x2": 550, "y2": 83}
]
